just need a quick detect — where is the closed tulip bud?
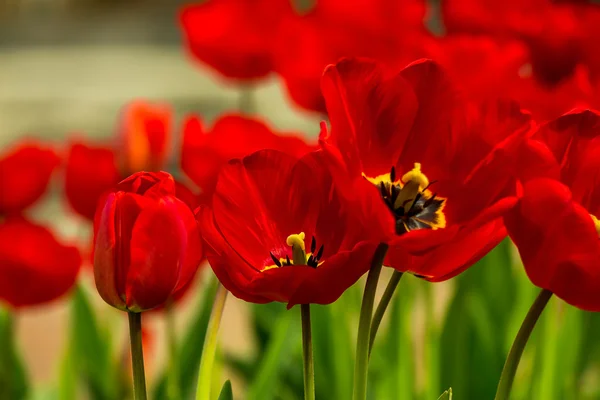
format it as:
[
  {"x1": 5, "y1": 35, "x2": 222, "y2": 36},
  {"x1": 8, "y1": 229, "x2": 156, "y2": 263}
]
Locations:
[{"x1": 93, "y1": 171, "x2": 203, "y2": 312}]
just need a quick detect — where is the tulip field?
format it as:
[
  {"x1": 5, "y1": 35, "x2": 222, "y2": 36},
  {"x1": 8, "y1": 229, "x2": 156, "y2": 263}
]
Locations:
[{"x1": 1, "y1": 1, "x2": 600, "y2": 400}]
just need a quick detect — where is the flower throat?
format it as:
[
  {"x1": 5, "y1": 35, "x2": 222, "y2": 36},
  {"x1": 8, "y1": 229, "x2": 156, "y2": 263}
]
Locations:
[{"x1": 366, "y1": 163, "x2": 446, "y2": 235}]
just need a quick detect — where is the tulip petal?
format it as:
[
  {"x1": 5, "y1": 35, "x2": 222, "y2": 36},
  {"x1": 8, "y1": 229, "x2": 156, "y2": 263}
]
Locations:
[
  {"x1": 125, "y1": 198, "x2": 187, "y2": 311},
  {"x1": 0, "y1": 143, "x2": 59, "y2": 214},
  {"x1": 506, "y1": 178, "x2": 600, "y2": 312},
  {"x1": 0, "y1": 218, "x2": 81, "y2": 307}
]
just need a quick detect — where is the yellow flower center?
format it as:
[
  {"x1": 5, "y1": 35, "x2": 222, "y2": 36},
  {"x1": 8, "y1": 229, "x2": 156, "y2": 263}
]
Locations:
[
  {"x1": 262, "y1": 232, "x2": 324, "y2": 271},
  {"x1": 364, "y1": 163, "x2": 446, "y2": 235}
]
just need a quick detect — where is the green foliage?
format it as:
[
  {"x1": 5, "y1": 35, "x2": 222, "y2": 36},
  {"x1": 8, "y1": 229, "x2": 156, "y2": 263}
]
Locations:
[
  {"x1": 0, "y1": 307, "x2": 28, "y2": 400},
  {"x1": 217, "y1": 380, "x2": 233, "y2": 400},
  {"x1": 153, "y1": 276, "x2": 219, "y2": 400},
  {"x1": 63, "y1": 284, "x2": 121, "y2": 400}
]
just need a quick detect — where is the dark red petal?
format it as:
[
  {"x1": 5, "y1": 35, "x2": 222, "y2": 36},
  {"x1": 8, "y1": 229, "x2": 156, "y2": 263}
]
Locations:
[
  {"x1": 93, "y1": 193, "x2": 126, "y2": 309},
  {"x1": 65, "y1": 142, "x2": 120, "y2": 221},
  {"x1": 172, "y1": 198, "x2": 204, "y2": 293},
  {"x1": 387, "y1": 197, "x2": 517, "y2": 281},
  {"x1": 125, "y1": 197, "x2": 187, "y2": 311},
  {"x1": 0, "y1": 142, "x2": 59, "y2": 214},
  {"x1": 506, "y1": 178, "x2": 600, "y2": 311},
  {"x1": 0, "y1": 218, "x2": 81, "y2": 308},
  {"x1": 321, "y1": 57, "x2": 418, "y2": 178},
  {"x1": 198, "y1": 206, "x2": 271, "y2": 303},
  {"x1": 396, "y1": 59, "x2": 462, "y2": 176},
  {"x1": 212, "y1": 150, "x2": 320, "y2": 268}
]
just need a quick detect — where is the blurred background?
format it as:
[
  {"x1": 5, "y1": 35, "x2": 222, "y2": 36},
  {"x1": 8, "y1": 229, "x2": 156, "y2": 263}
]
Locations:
[{"x1": 2, "y1": 1, "x2": 600, "y2": 399}]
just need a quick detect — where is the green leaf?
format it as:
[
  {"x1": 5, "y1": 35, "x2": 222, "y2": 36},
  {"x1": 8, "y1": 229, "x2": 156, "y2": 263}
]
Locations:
[
  {"x1": 69, "y1": 284, "x2": 119, "y2": 400},
  {"x1": 153, "y1": 276, "x2": 219, "y2": 400},
  {"x1": 246, "y1": 308, "x2": 297, "y2": 400},
  {"x1": 0, "y1": 307, "x2": 28, "y2": 400},
  {"x1": 437, "y1": 388, "x2": 453, "y2": 400},
  {"x1": 217, "y1": 380, "x2": 233, "y2": 400}
]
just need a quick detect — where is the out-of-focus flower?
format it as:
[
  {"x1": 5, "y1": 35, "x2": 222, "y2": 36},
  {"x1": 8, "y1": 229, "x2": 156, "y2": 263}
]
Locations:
[
  {"x1": 65, "y1": 100, "x2": 173, "y2": 221},
  {"x1": 93, "y1": 172, "x2": 203, "y2": 312},
  {"x1": 117, "y1": 100, "x2": 172, "y2": 174},
  {"x1": 179, "y1": 0, "x2": 294, "y2": 80},
  {"x1": 0, "y1": 217, "x2": 81, "y2": 307},
  {"x1": 199, "y1": 149, "x2": 379, "y2": 308},
  {"x1": 272, "y1": 0, "x2": 428, "y2": 113},
  {"x1": 319, "y1": 57, "x2": 532, "y2": 280},
  {"x1": 423, "y1": 35, "x2": 597, "y2": 121},
  {"x1": 180, "y1": 114, "x2": 315, "y2": 204},
  {"x1": 0, "y1": 142, "x2": 59, "y2": 215},
  {"x1": 441, "y1": 0, "x2": 600, "y2": 86},
  {"x1": 505, "y1": 109, "x2": 600, "y2": 311}
]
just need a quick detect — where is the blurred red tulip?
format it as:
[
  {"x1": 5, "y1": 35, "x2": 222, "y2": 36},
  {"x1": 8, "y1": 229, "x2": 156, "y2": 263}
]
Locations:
[
  {"x1": 506, "y1": 110, "x2": 600, "y2": 311},
  {"x1": 441, "y1": 0, "x2": 600, "y2": 86},
  {"x1": 319, "y1": 57, "x2": 532, "y2": 280},
  {"x1": 117, "y1": 100, "x2": 172, "y2": 174},
  {"x1": 179, "y1": 0, "x2": 293, "y2": 80},
  {"x1": 0, "y1": 217, "x2": 81, "y2": 307},
  {"x1": 65, "y1": 142, "x2": 121, "y2": 221},
  {"x1": 181, "y1": 114, "x2": 315, "y2": 204},
  {"x1": 0, "y1": 142, "x2": 59, "y2": 215},
  {"x1": 272, "y1": 0, "x2": 428, "y2": 113},
  {"x1": 93, "y1": 172, "x2": 203, "y2": 312},
  {"x1": 199, "y1": 150, "x2": 379, "y2": 308}
]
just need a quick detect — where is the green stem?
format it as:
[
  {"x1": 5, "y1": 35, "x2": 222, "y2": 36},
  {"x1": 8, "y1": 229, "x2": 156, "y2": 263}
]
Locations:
[
  {"x1": 368, "y1": 270, "x2": 403, "y2": 355},
  {"x1": 128, "y1": 312, "x2": 148, "y2": 400},
  {"x1": 195, "y1": 283, "x2": 229, "y2": 400},
  {"x1": 165, "y1": 302, "x2": 181, "y2": 400},
  {"x1": 494, "y1": 288, "x2": 553, "y2": 400},
  {"x1": 352, "y1": 243, "x2": 388, "y2": 400},
  {"x1": 301, "y1": 304, "x2": 315, "y2": 400}
]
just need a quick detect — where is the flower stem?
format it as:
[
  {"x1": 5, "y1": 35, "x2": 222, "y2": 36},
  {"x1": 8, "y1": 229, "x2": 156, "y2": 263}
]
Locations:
[
  {"x1": 352, "y1": 243, "x2": 388, "y2": 400},
  {"x1": 301, "y1": 304, "x2": 315, "y2": 400},
  {"x1": 369, "y1": 270, "x2": 403, "y2": 355},
  {"x1": 195, "y1": 283, "x2": 228, "y2": 400},
  {"x1": 165, "y1": 302, "x2": 181, "y2": 400},
  {"x1": 127, "y1": 312, "x2": 147, "y2": 400},
  {"x1": 494, "y1": 288, "x2": 553, "y2": 400}
]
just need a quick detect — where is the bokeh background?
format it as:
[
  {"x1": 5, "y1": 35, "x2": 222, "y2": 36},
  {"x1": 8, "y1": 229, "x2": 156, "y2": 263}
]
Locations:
[{"x1": 2, "y1": 1, "x2": 600, "y2": 399}]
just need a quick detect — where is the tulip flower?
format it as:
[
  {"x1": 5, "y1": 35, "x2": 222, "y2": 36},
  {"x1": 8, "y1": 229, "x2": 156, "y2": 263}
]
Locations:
[
  {"x1": 505, "y1": 109, "x2": 600, "y2": 312},
  {"x1": 320, "y1": 57, "x2": 532, "y2": 281},
  {"x1": 0, "y1": 217, "x2": 81, "y2": 307},
  {"x1": 198, "y1": 149, "x2": 378, "y2": 307},
  {"x1": 0, "y1": 141, "x2": 59, "y2": 215},
  {"x1": 93, "y1": 171, "x2": 203, "y2": 312}
]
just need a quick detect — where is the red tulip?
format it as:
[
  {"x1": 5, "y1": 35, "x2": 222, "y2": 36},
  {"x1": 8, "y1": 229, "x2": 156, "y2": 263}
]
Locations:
[
  {"x1": 180, "y1": 114, "x2": 315, "y2": 204},
  {"x1": 272, "y1": 0, "x2": 428, "y2": 113},
  {"x1": 505, "y1": 109, "x2": 600, "y2": 311},
  {"x1": 179, "y1": 0, "x2": 294, "y2": 80},
  {"x1": 65, "y1": 142, "x2": 121, "y2": 221},
  {"x1": 0, "y1": 141, "x2": 59, "y2": 215},
  {"x1": 198, "y1": 149, "x2": 379, "y2": 308},
  {"x1": 319, "y1": 57, "x2": 532, "y2": 280},
  {"x1": 93, "y1": 172, "x2": 203, "y2": 312},
  {"x1": 117, "y1": 100, "x2": 172, "y2": 174},
  {"x1": 0, "y1": 217, "x2": 81, "y2": 307},
  {"x1": 441, "y1": 0, "x2": 600, "y2": 86}
]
